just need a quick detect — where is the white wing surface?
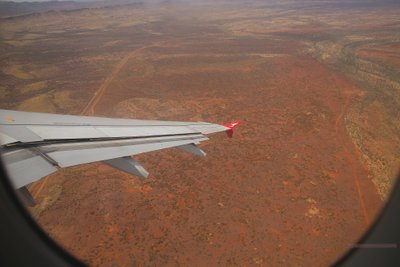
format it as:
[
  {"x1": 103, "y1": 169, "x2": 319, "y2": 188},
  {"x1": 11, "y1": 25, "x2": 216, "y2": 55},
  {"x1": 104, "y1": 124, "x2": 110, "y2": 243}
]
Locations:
[{"x1": 0, "y1": 109, "x2": 239, "y2": 203}]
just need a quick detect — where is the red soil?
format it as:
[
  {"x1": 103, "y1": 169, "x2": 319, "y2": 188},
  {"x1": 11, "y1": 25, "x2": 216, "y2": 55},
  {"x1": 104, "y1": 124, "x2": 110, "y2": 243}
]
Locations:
[
  {"x1": 357, "y1": 43, "x2": 400, "y2": 70},
  {"x1": 31, "y1": 51, "x2": 383, "y2": 266}
]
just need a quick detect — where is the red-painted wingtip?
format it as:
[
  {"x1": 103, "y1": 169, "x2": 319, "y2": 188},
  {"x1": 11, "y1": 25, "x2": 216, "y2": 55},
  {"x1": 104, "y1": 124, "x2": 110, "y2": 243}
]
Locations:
[{"x1": 222, "y1": 121, "x2": 241, "y2": 138}]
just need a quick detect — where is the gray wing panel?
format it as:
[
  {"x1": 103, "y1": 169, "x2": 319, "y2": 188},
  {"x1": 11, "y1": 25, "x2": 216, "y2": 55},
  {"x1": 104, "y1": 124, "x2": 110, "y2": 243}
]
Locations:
[
  {"x1": 0, "y1": 108, "x2": 228, "y2": 143},
  {"x1": 0, "y1": 125, "x2": 42, "y2": 143},
  {"x1": 2, "y1": 148, "x2": 57, "y2": 188},
  {"x1": 47, "y1": 137, "x2": 208, "y2": 168},
  {"x1": 0, "y1": 109, "x2": 193, "y2": 126},
  {"x1": 0, "y1": 132, "x2": 18, "y2": 145},
  {"x1": 1, "y1": 135, "x2": 207, "y2": 189},
  {"x1": 0, "y1": 109, "x2": 228, "y2": 129},
  {"x1": 187, "y1": 124, "x2": 229, "y2": 135},
  {"x1": 26, "y1": 125, "x2": 199, "y2": 140},
  {"x1": 27, "y1": 125, "x2": 106, "y2": 140}
]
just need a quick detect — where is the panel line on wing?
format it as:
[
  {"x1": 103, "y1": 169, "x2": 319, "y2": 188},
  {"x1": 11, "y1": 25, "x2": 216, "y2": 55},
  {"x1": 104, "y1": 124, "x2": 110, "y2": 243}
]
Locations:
[{"x1": 30, "y1": 147, "x2": 60, "y2": 168}]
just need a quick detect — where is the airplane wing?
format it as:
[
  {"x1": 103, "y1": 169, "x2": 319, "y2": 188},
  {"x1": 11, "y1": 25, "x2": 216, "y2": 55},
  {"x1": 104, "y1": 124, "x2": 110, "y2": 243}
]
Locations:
[{"x1": 0, "y1": 109, "x2": 240, "y2": 204}]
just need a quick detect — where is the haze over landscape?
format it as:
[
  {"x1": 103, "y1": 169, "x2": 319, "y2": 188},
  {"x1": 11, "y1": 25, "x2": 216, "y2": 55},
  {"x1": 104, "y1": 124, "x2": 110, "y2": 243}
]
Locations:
[{"x1": 0, "y1": 0, "x2": 399, "y2": 266}]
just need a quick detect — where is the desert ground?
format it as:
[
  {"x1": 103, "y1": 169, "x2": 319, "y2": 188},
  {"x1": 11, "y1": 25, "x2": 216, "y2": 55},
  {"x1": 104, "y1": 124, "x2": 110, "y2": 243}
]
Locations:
[{"x1": 1, "y1": 0, "x2": 399, "y2": 266}]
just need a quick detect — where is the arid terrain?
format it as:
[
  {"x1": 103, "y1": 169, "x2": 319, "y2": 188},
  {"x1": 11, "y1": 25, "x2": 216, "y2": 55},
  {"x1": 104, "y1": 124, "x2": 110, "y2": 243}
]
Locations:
[{"x1": 1, "y1": 0, "x2": 399, "y2": 266}]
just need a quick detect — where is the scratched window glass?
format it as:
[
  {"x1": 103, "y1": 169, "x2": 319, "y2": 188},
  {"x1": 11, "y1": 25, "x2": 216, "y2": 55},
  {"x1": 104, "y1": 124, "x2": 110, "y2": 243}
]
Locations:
[{"x1": 0, "y1": 0, "x2": 399, "y2": 266}]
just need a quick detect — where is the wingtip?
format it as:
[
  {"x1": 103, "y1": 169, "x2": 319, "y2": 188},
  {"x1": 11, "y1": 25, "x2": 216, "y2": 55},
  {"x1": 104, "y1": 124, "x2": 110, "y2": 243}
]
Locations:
[{"x1": 222, "y1": 121, "x2": 241, "y2": 138}]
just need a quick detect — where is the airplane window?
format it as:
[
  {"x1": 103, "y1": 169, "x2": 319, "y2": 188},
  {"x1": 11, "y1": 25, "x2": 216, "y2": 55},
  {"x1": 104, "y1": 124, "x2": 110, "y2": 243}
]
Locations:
[{"x1": 1, "y1": 0, "x2": 399, "y2": 266}]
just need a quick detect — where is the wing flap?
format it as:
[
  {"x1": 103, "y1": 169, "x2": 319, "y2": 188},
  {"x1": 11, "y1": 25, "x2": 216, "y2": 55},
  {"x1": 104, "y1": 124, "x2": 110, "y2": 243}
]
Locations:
[
  {"x1": 47, "y1": 137, "x2": 208, "y2": 168},
  {"x1": 2, "y1": 148, "x2": 58, "y2": 188}
]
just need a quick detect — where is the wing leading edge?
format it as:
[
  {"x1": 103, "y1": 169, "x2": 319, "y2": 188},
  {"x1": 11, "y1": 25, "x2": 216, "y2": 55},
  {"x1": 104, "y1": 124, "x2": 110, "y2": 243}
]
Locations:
[{"x1": 0, "y1": 109, "x2": 239, "y2": 205}]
